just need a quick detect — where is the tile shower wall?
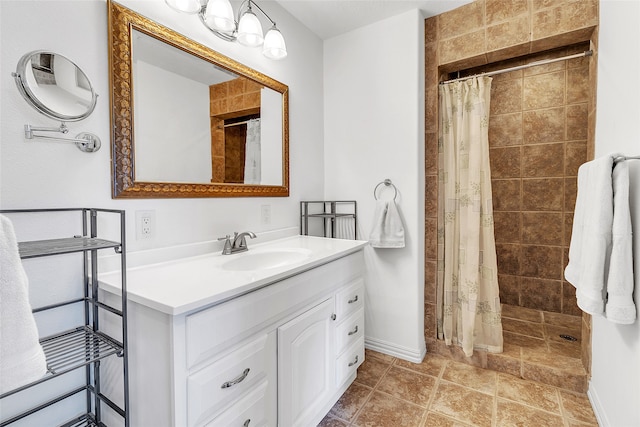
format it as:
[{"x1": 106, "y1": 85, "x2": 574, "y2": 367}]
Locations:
[
  {"x1": 423, "y1": 0, "x2": 598, "y2": 363},
  {"x1": 461, "y1": 45, "x2": 590, "y2": 316}
]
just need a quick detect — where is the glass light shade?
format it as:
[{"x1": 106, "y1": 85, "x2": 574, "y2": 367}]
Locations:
[
  {"x1": 165, "y1": 0, "x2": 202, "y2": 14},
  {"x1": 204, "y1": 0, "x2": 236, "y2": 32},
  {"x1": 263, "y1": 27, "x2": 287, "y2": 59},
  {"x1": 237, "y1": 10, "x2": 264, "y2": 47}
]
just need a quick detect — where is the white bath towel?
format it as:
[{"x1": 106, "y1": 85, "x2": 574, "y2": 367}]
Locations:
[
  {"x1": 564, "y1": 154, "x2": 636, "y2": 324},
  {"x1": 0, "y1": 214, "x2": 47, "y2": 394},
  {"x1": 369, "y1": 200, "x2": 405, "y2": 248}
]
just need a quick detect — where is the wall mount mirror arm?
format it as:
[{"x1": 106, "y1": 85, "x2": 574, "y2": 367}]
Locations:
[{"x1": 24, "y1": 123, "x2": 101, "y2": 153}]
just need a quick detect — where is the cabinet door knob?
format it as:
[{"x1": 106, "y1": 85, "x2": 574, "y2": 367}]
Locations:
[
  {"x1": 348, "y1": 325, "x2": 359, "y2": 336},
  {"x1": 243, "y1": 419, "x2": 251, "y2": 427},
  {"x1": 221, "y1": 368, "x2": 250, "y2": 389},
  {"x1": 331, "y1": 313, "x2": 337, "y2": 321},
  {"x1": 348, "y1": 355, "x2": 359, "y2": 367},
  {"x1": 348, "y1": 295, "x2": 359, "y2": 304}
]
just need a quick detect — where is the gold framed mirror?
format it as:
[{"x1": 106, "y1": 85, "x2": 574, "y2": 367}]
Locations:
[{"x1": 108, "y1": 1, "x2": 289, "y2": 198}]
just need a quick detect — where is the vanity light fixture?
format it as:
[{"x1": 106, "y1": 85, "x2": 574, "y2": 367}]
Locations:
[{"x1": 165, "y1": 0, "x2": 287, "y2": 60}]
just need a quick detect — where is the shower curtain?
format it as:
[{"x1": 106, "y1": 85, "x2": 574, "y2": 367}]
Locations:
[
  {"x1": 244, "y1": 118, "x2": 261, "y2": 184},
  {"x1": 436, "y1": 76, "x2": 503, "y2": 357}
]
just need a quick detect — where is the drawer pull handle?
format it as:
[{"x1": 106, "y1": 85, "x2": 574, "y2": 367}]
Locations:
[
  {"x1": 331, "y1": 313, "x2": 337, "y2": 321},
  {"x1": 348, "y1": 355, "x2": 359, "y2": 367},
  {"x1": 348, "y1": 325, "x2": 359, "y2": 336},
  {"x1": 348, "y1": 295, "x2": 359, "y2": 304},
  {"x1": 243, "y1": 419, "x2": 251, "y2": 427},
  {"x1": 221, "y1": 368, "x2": 250, "y2": 389}
]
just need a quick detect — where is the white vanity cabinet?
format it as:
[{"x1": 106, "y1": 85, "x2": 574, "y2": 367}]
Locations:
[{"x1": 122, "y1": 248, "x2": 365, "y2": 427}]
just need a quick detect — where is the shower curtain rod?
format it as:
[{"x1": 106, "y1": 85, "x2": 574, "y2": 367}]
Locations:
[{"x1": 440, "y1": 50, "x2": 593, "y2": 84}]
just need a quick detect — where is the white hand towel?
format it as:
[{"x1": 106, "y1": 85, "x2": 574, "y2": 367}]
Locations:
[
  {"x1": 0, "y1": 214, "x2": 47, "y2": 394},
  {"x1": 564, "y1": 154, "x2": 636, "y2": 324},
  {"x1": 605, "y1": 160, "x2": 636, "y2": 324},
  {"x1": 369, "y1": 200, "x2": 405, "y2": 248}
]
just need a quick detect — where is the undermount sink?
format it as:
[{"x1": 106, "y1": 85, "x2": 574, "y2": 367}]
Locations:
[{"x1": 221, "y1": 248, "x2": 313, "y2": 271}]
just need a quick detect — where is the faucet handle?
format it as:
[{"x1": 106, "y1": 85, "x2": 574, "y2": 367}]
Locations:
[{"x1": 217, "y1": 235, "x2": 232, "y2": 255}]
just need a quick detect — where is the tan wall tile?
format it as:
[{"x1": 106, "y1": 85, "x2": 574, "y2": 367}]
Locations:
[
  {"x1": 487, "y1": 16, "x2": 530, "y2": 52},
  {"x1": 426, "y1": 217, "x2": 438, "y2": 259},
  {"x1": 562, "y1": 282, "x2": 581, "y2": 316},
  {"x1": 486, "y1": 44, "x2": 531, "y2": 65},
  {"x1": 564, "y1": 212, "x2": 574, "y2": 246},
  {"x1": 486, "y1": 0, "x2": 529, "y2": 25},
  {"x1": 490, "y1": 78, "x2": 523, "y2": 115},
  {"x1": 425, "y1": 16, "x2": 439, "y2": 43},
  {"x1": 566, "y1": 103, "x2": 588, "y2": 140},
  {"x1": 426, "y1": 132, "x2": 438, "y2": 175},
  {"x1": 490, "y1": 146, "x2": 522, "y2": 178},
  {"x1": 439, "y1": 0, "x2": 485, "y2": 39},
  {"x1": 492, "y1": 179, "x2": 521, "y2": 211},
  {"x1": 489, "y1": 113, "x2": 523, "y2": 147},
  {"x1": 496, "y1": 243, "x2": 521, "y2": 275},
  {"x1": 494, "y1": 211, "x2": 521, "y2": 243},
  {"x1": 522, "y1": 178, "x2": 563, "y2": 211},
  {"x1": 565, "y1": 140, "x2": 587, "y2": 176},
  {"x1": 439, "y1": 30, "x2": 486, "y2": 65},
  {"x1": 523, "y1": 71, "x2": 566, "y2": 110},
  {"x1": 426, "y1": 174, "x2": 438, "y2": 217},
  {"x1": 523, "y1": 107, "x2": 566, "y2": 144},
  {"x1": 426, "y1": 86, "x2": 438, "y2": 133},
  {"x1": 564, "y1": 177, "x2": 578, "y2": 212},
  {"x1": 521, "y1": 246, "x2": 563, "y2": 280},
  {"x1": 425, "y1": 261, "x2": 437, "y2": 304},
  {"x1": 530, "y1": 27, "x2": 594, "y2": 53},
  {"x1": 567, "y1": 67, "x2": 589, "y2": 103},
  {"x1": 498, "y1": 274, "x2": 520, "y2": 305},
  {"x1": 522, "y1": 212, "x2": 562, "y2": 245},
  {"x1": 522, "y1": 143, "x2": 564, "y2": 177}
]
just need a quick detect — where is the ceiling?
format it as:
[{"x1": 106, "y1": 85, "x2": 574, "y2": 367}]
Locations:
[{"x1": 274, "y1": 0, "x2": 472, "y2": 40}]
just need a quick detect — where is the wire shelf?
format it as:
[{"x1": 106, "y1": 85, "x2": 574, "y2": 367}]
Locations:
[
  {"x1": 18, "y1": 237, "x2": 121, "y2": 259},
  {"x1": 59, "y1": 413, "x2": 101, "y2": 427},
  {"x1": 42, "y1": 326, "x2": 123, "y2": 375}
]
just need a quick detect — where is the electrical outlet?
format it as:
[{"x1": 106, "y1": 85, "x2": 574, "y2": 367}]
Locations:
[
  {"x1": 261, "y1": 204, "x2": 271, "y2": 225},
  {"x1": 136, "y1": 210, "x2": 155, "y2": 240}
]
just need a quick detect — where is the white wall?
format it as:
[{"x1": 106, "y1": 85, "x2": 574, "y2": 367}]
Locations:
[
  {"x1": 0, "y1": 0, "x2": 324, "y2": 252},
  {"x1": 589, "y1": 1, "x2": 640, "y2": 426},
  {"x1": 323, "y1": 9, "x2": 426, "y2": 361},
  {"x1": 0, "y1": 1, "x2": 323, "y2": 424}
]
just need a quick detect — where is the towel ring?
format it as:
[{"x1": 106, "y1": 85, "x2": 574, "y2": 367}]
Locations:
[{"x1": 374, "y1": 179, "x2": 398, "y2": 201}]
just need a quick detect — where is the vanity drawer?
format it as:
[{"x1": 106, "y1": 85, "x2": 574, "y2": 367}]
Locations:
[
  {"x1": 204, "y1": 380, "x2": 270, "y2": 427},
  {"x1": 335, "y1": 308, "x2": 364, "y2": 355},
  {"x1": 187, "y1": 332, "x2": 276, "y2": 427},
  {"x1": 335, "y1": 279, "x2": 364, "y2": 321},
  {"x1": 336, "y1": 337, "x2": 365, "y2": 388}
]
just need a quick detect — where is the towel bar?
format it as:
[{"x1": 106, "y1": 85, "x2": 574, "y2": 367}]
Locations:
[{"x1": 374, "y1": 179, "x2": 398, "y2": 201}]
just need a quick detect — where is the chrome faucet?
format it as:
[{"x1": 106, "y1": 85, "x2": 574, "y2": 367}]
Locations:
[{"x1": 218, "y1": 231, "x2": 256, "y2": 255}]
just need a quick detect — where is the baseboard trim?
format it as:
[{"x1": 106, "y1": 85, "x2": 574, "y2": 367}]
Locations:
[
  {"x1": 365, "y1": 337, "x2": 426, "y2": 363},
  {"x1": 588, "y1": 382, "x2": 610, "y2": 427}
]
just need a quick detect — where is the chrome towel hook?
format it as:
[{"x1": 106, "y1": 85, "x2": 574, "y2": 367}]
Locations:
[{"x1": 374, "y1": 179, "x2": 398, "y2": 201}]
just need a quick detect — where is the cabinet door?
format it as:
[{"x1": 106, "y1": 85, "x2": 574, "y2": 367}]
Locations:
[{"x1": 277, "y1": 298, "x2": 335, "y2": 427}]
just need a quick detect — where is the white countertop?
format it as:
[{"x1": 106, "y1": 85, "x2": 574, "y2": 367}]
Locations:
[{"x1": 99, "y1": 235, "x2": 368, "y2": 316}]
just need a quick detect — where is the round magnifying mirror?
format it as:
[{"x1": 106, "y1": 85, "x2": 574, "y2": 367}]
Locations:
[{"x1": 12, "y1": 51, "x2": 97, "y2": 122}]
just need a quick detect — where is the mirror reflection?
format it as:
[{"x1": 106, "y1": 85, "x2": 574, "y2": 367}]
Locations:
[
  {"x1": 132, "y1": 30, "x2": 283, "y2": 185},
  {"x1": 13, "y1": 51, "x2": 97, "y2": 121},
  {"x1": 108, "y1": 0, "x2": 289, "y2": 198}
]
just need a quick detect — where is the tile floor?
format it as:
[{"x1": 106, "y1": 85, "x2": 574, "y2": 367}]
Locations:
[
  {"x1": 321, "y1": 305, "x2": 596, "y2": 427},
  {"x1": 319, "y1": 349, "x2": 599, "y2": 427}
]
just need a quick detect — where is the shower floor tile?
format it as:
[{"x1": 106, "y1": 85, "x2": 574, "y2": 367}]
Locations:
[{"x1": 319, "y1": 348, "x2": 599, "y2": 427}]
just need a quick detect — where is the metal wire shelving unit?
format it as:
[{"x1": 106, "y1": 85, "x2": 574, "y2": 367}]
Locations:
[
  {"x1": 300, "y1": 201, "x2": 357, "y2": 240},
  {"x1": 0, "y1": 208, "x2": 129, "y2": 427}
]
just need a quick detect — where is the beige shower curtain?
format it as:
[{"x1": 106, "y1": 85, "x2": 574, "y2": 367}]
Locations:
[{"x1": 436, "y1": 76, "x2": 503, "y2": 357}]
